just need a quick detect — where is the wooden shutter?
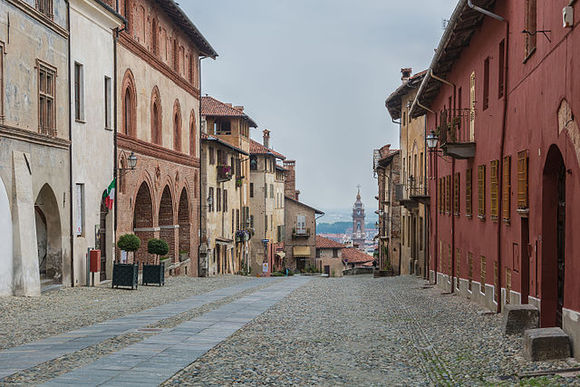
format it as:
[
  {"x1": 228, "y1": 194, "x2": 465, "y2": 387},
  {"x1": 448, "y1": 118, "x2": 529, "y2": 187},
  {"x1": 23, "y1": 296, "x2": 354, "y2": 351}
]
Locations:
[
  {"x1": 466, "y1": 168, "x2": 472, "y2": 216},
  {"x1": 505, "y1": 268, "x2": 512, "y2": 304},
  {"x1": 478, "y1": 165, "x2": 486, "y2": 218},
  {"x1": 490, "y1": 160, "x2": 499, "y2": 219},
  {"x1": 517, "y1": 150, "x2": 529, "y2": 209},
  {"x1": 480, "y1": 256, "x2": 487, "y2": 294},
  {"x1": 454, "y1": 172, "x2": 460, "y2": 216},
  {"x1": 503, "y1": 156, "x2": 511, "y2": 221},
  {"x1": 446, "y1": 176, "x2": 451, "y2": 213},
  {"x1": 525, "y1": 0, "x2": 537, "y2": 58},
  {"x1": 456, "y1": 248, "x2": 461, "y2": 290},
  {"x1": 468, "y1": 252, "x2": 473, "y2": 291}
]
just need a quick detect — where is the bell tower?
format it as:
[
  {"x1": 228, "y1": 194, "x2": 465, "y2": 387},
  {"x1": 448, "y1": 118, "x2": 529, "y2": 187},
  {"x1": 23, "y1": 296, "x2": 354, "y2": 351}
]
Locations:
[{"x1": 352, "y1": 186, "x2": 366, "y2": 250}]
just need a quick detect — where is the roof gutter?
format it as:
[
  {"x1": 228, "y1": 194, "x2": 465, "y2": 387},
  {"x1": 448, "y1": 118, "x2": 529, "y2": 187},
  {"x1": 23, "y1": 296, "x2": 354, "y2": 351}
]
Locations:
[{"x1": 467, "y1": 0, "x2": 505, "y2": 22}]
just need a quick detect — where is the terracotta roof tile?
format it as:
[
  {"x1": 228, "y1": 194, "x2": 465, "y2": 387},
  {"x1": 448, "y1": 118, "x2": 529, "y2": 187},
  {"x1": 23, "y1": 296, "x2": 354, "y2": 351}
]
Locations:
[
  {"x1": 249, "y1": 139, "x2": 285, "y2": 159},
  {"x1": 341, "y1": 248, "x2": 374, "y2": 263},
  {"x1": 316, "y1": 235, "x2": 344, "y2": 249},
  {"x1": 201, "y1": 96, "x2": 257, "y2": 127}
]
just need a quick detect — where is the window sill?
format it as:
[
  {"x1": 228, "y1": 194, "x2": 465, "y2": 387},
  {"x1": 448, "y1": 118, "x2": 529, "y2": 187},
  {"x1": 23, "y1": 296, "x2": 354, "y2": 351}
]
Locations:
[
  {"x1": 491, "y1": 215, "x2": 498, "y2": 223},
  {"x1": 105, "y1": 126, "x2": 113, "y2": 132},
  {"x1": 517, "y1": 208, "x2": 529, "y2": 217},
  {"x1": 478, "y1": 215, "x2": 486, "y2": 221},
  {"x1": 523, "y1": 47, "x2": 536, "y2": 64},
  {"x1": 75, "y1": 119, "x2": 86, "y2": 124},
  {"x1": 466, "y1": 214, "x2": 473, "y2": 220},
  {"x1": 502, "y1": 218, "x2": 511, "y2": 225}
]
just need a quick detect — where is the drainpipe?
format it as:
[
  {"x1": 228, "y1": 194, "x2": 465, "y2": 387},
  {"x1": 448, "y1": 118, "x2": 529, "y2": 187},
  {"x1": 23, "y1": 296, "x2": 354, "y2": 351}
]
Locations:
[
  {"x1": 424, "y1": 115, "x2": 429, "y2": 280},
  {"x1": 467, "y1": 0, "x2": 508, "y2": 313},
  {"x1": 65, "y1": 0, "x2": 75, "y2": 287}
]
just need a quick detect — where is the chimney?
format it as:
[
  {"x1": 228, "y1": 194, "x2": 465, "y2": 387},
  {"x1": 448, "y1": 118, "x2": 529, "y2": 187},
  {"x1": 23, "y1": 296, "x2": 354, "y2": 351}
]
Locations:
[
  {"x1": 295, "y1": 190, "x2": 300, "y2": 201},
  {"x1": 263, "y1": 129, "x2": 271, "y2": 148},
  {"x1": 401, "y1": 67, "x2": 412, "y2": 83},
  {"x1": 234, "y1": 106, "x2": 244, "y2": 112},
  {"x1": 283, "y1": 160, "x2": 296, "y2": 199}
]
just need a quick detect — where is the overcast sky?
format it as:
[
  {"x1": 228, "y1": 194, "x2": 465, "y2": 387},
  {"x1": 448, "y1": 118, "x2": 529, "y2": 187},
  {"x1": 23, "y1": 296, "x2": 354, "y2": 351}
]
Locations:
[{"x1": 182, "y1": 1, "x2": 457, "y2": 213}]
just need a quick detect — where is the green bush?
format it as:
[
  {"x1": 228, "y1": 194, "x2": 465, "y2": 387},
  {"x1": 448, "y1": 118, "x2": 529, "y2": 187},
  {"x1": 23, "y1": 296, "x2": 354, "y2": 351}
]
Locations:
[
  {"x1": 117, "y1": 234, "x2": 141, "y2": 252},
  {"x1": 148, "y1": 239, "x2": 169, "y2": 256},
  {"x1": 271, "y1": 272, "x2": 284, "y2": 277}
]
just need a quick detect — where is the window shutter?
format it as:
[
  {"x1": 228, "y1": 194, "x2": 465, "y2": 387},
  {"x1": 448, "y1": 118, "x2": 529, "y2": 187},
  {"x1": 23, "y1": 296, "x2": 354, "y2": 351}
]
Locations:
[
  {"x1": 454, "y1": 172, "x2": 460, "y2": 216},
  {"x1": 456, "y1": 248, "x2": 461, "y2": 290},
  {"x1": 517, "y1": 150, "x2": 529, "y2": 209},
  {"x1": 478, "y1": 165, "x2": 486, "y2": 217},
  {"x1": 466, "y1": 169, "x2": 472, "y2": 216},
  {"x1": 446, "y1": 175, "x2": 451, "y2": 213},
  {"x1": 480, "y1": 256, "x2": 487, "y2": 294},
  {"x1": 490, "y1": 160, "x2": 499, "y2": 219},
  {"x1": 468, "y1": 252, "x2": 473, "y2": 291},
  {"x1": 503, "y1": 156, "x2": 511, "y2": 221},
  {"x1": 469, "y1": 71, "x2": 476, "y2": 141}
]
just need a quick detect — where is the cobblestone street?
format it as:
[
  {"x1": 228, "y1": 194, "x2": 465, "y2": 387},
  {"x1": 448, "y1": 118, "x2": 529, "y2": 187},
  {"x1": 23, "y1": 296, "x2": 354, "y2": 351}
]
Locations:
[{"x1": 2, "y1": 275, "x2": 580, "y2": 386}]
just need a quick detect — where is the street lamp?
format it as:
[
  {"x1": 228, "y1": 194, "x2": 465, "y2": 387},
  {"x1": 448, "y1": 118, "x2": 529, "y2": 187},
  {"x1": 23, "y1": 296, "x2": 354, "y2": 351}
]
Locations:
[
  {"x1": 426, "y1": 131, "x2": 439, "y2": 150},
  {"x1": 119, "y1": 152, "x2": 138, "y2": 174}
]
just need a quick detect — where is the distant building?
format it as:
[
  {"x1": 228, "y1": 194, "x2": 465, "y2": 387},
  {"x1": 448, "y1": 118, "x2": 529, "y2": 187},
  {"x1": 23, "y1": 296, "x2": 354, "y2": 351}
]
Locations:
[
  {"x1": 342, "y1": 247, "x2": 374, "y2": 269},
  {"x1": 315, "y1": 236, "x2": 345, "y2": 277},
  {"x1": 351, "y1": 189, "x2": 366, "y2": 249}
]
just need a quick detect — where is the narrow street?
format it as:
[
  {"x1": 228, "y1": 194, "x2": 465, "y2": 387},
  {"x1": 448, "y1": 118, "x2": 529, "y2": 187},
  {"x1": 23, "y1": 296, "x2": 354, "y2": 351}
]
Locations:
[{"x1": 2, "y1": 276, "x2": 578, "y2": 386}]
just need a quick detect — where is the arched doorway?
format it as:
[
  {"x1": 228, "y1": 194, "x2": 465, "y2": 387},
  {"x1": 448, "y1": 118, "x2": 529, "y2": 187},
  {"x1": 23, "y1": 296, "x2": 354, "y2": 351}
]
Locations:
[
  {"x1": 0, "y1": 176, "x2": 12, "y2": 295},
  {"x1": 178, "y1": 188, "x2": 190, "y2": 263},
  {"x1": 541, "y1": 145, "x2": 566, "y2": 327},
  {"x1": 133, "y1": 182, "x2": 153, "y2": 265},
  {"x1": 159, "y1": 186, "x2": 174, "y2": 263},
  {"x1": 35, "y1": 184, "x2": 62, "y2": 283}
]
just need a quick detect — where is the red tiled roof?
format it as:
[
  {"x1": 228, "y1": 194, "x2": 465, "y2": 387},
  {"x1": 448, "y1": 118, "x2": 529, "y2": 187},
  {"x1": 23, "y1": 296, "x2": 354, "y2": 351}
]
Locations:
[
  {"x1": 341, "y1": 248, "x2": 374, "y2": 263},
  {"x1": 201, "y1": 96, "x2": 257, "y2": 127},
  {"x1": 249, "y1": 139, "x2": 285, "y2": 159},
  {"x1": 316, "y1": 235, "x2": 344, "y2": 249}
]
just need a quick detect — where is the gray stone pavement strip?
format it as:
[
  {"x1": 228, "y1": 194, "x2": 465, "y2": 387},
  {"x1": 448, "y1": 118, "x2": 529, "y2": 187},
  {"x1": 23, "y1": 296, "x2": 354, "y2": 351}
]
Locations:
[
  {"x1": 41, "y1": 276, "x2": 311, "y2": 387},
  {"x1": 0, "y1": 277, "x2": 275, "y2": 380}
]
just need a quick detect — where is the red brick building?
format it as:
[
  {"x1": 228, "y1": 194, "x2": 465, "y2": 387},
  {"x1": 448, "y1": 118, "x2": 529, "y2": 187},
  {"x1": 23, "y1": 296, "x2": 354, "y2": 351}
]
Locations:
[
  {"x1": 115, "y1": 0, "x2": 217, "y2": 276},
  {"x1": 411, "y1": 0, "x2": 580, "y2": 355}
]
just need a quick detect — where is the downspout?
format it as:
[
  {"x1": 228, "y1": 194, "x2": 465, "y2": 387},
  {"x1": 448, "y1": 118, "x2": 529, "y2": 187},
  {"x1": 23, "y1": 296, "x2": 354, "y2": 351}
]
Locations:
[
  {"x1": 198, "y1": 56, "x2": 205, "y2": 277},
  {"x1": 424, "y1": 115, "x2": 429, "y2": 279},
  {"x1": 467, "y1": 0, "x2": 507, "y2": 313},
  {"x1": 66, "y1": 0, "x2": 74, "y2": 287},
  {"x1": 113, "y1": 28, "x2": 118, "y2": 265}
]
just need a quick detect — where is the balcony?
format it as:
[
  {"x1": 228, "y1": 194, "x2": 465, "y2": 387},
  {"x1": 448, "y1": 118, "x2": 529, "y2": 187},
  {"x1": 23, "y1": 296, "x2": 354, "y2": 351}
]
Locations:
[
  {"x1": 438, "y1": 108, "x2": 476, "y2": 159},
  {"x1": 408, "y1": 177, "x2": 430, "y2": 206},
  {"x1": 217, "y1": 165, "x2": 232, "y2": 182},
  {"x1": 292, "y1": 228, "x2": 311, "y2": 239}
]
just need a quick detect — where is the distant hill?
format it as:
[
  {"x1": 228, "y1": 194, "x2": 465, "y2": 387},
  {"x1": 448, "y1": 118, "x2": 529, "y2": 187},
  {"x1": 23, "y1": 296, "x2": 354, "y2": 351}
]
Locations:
[{"x1": 317, "y1": 221, "x2": 376, "y2": 234}]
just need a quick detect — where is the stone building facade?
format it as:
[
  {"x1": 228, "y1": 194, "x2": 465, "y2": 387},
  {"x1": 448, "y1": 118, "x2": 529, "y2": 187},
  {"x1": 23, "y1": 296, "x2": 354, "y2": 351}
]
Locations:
[
  {"x1": 284, "y1": 197, "x2": 322, "y2": 272},
  {"x1": 200, "y1": 96, "x2": 256, "y2": 276},
  {"x1": 115, "y1": 0, "x2": 216, "y2": 276},
  {"x1": 386, "y1": 69, "x2": 429, "y2": 277},
  {"x1": 315, "y1": 235, "x2": 345, "y2": 277},
  {"x1": 374, "y1": 146, "x2": 402, "y2": 274},
  {"x1": 249, "y1": 132, "x2": 285, "y2": 275},
  {"x1": 0, "y1": 0, "x2": 71, "y2": 296},
  {"x1": 69, "y1": 0, "x2": 123, "y2": 285}
]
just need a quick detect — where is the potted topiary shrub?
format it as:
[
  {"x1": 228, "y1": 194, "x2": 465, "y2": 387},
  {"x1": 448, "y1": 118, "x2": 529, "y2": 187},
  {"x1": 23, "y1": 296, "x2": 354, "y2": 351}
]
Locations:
[
  {"x1": 142, "y1": 238, "x2": 168, "y2": 286},
  {"x1": 113, "y1": 234, "x2": 140, "y2": 289}
]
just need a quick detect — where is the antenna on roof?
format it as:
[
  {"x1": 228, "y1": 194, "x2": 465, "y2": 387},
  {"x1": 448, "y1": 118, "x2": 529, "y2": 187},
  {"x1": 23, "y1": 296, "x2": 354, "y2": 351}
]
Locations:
[{"x1": 442, "y1": 19, "x2": 449, "y2": 30}]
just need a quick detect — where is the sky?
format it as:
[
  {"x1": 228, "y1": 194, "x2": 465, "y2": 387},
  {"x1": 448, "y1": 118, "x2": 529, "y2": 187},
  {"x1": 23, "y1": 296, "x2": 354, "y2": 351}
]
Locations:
[{"x1": 182, "y1": 0, "x2": 458, "y2": 215}]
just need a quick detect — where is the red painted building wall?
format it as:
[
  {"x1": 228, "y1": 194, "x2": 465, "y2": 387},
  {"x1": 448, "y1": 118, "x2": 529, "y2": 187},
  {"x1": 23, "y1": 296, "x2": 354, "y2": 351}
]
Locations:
[{"x1": 425, "y1": 1, "x2": 580, "y2": 331}]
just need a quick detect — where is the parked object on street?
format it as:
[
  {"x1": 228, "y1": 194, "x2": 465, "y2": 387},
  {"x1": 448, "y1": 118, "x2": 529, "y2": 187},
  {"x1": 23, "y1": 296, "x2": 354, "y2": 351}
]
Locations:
[
  {"x1": 112, "y1": 263, "x2": 138, "y2": 290},
  {"x1": 142, "y1": 262, "x2": 165, "y2": 287}
]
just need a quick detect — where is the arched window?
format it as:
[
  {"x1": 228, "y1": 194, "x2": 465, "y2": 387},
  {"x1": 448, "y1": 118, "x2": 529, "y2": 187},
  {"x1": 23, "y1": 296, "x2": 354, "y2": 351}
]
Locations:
[
  {"x1": 121, "y1": 70, "x2": 136, "y2": 137},
  {"x1": 173, "y1": 100, "x2": 181, "y2": 152},
  {"x1": 151, "y1": 87, "x2": 162, "y2": 145},
  {"x1": 123, "y1": 89, "x2": 131, "y2": 135},
  {"x1": 152, "y1": 19, "x2": 158, "y2": 55},
  {"x1": 189, "y1": 111, "x2": 196, "y2": 157}
]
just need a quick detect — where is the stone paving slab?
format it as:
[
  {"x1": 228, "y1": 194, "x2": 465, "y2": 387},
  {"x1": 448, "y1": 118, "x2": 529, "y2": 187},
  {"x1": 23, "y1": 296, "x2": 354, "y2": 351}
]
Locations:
[
  {"x1": 41, "y1": 277, "x2": 311, "y2": 387},
  {"x1": 0, "y1": 278, "x2": 274, "y2": 380}
]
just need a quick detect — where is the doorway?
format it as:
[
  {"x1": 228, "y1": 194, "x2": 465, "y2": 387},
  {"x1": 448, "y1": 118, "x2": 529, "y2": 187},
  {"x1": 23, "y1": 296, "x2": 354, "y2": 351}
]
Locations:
[
  {"x1": 520, "y1": 217, "x2": 530, "y2": 304},
  {"x1": 541, "y1": 145, "x2": 566, "y2": 327},
  {"x1": 99, "y1": 201, "x2": 108, "y2": 281}
]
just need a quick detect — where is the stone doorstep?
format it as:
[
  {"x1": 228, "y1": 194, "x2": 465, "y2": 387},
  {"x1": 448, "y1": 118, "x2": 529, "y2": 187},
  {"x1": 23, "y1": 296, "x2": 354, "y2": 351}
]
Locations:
[
  {"x1": 523, "y1": 327, "x2": 572, "y2": 361},
  {"x1": 503, "y1": 304, "x2": 539, "y2": 335}
]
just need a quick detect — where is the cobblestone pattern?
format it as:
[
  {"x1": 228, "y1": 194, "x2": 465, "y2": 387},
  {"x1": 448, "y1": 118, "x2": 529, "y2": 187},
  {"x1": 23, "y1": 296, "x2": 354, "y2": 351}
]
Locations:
[
  {"x1": 165, "y1": 276, "x2": 580, "y2": 386},
  {"x1": 0, "y1": 276, "x2": 250, "y2": 351}
]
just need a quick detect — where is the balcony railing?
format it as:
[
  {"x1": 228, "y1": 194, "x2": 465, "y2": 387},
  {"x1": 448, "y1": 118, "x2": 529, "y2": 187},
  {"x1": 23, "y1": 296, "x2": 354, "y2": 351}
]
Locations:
[
  {"x1": 437, "y1": 108, "x2": 475, "y2": 159},
  {"x1": 217, "y1": 165, "x2": 232, "y2": 182},
  {"x1": 292, "y1": 228, "x2": 311, "y2": 239}
]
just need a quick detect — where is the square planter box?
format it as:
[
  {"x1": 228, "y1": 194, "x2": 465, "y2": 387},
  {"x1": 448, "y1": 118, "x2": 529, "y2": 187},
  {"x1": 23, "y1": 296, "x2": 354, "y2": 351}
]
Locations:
[
  {"x1": 112, "y1": 263, "x2": 138, "y2": 289},
  {"x1": 142, "y1": 262, "x2": 165, "y2": 286}
]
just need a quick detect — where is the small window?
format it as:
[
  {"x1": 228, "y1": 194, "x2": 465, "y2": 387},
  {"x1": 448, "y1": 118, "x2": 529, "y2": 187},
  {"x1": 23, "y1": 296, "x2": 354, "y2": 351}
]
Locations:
[
  {"x1": 208, "y1": 187, "x2": 214, "y2": 212},
  {"x1": 216, "y1": 188, "x2": 221, "y2": 212},
  {"x1": 524, "y1": 0, "x2": 537, "y2": 59},
  {"x1": 517, "y1": 150, "x2": 529, "y2": 209},
  {"x1": 264, "y1": 184, "x2": 268, "y2": 198},
  {"x1": 296, "y1": 215, "x2": 306, "y2": 233},
  {"x1": 36, "y1": 0, "x2": 53, "y2": 19},
  {"x1": 75, "y1": 183, "x2": 85, "y2": 236},
  {"x1": 503, "y1": 156, "x2": 511, "y2": 221},
  {"x1": 454, "y1": 172, "x2": 460, "y2": 216},
  {"x1": 466, "y1": 168, "x2": 473, "y2": 217},
  {"x1": 250, "y1": 183, "x2": 254, "y2": 198},
  {"x1": 104, "y1": 77, "x2": 112, "y2": 129},
  {"x1": 223, "y1": 189, "x2": 228, "y2": 212},
  {"x1": 209, "y1": 147, "x2": 215, "y2": 165},
  {"x1": 39, "y1": 63, "x2": 56, "y2": 136},
  {"x1": 498, "y1": 40, "x2": 505, "y2": 98},
  {"x1": 215, "y1": 120, "x2": 231, "y2": 135},
  {"x1": 490, "y1": 160, "x2": 499, "y2": 220},
  {"x1": 270, "y1": 184, "x2": 274, "y2": 199},
  {"x1": 74, "y1": 63, "x2": 84, "y2": 121},
  {"x1": 250, "y1": 156, "x2": 257, "y2": 170},
  {"x1": 478, "y1": 165, "x2": 486, "y2": 219}
]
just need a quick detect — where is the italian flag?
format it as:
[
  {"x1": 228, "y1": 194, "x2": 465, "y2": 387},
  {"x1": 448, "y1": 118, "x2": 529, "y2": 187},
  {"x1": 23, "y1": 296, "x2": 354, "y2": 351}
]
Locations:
[{"x1": 103, "y1": 179, "x2": 116, "y2": 210}]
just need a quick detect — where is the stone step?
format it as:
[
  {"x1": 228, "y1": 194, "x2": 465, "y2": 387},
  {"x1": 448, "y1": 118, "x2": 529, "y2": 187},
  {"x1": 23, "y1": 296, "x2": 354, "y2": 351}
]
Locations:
[
  {"x1": 523, "y1": 327, "x2": 571, "y2": 361},
  {"x1": 503, "y1": 304, "x2": 539, "y2": 335}
]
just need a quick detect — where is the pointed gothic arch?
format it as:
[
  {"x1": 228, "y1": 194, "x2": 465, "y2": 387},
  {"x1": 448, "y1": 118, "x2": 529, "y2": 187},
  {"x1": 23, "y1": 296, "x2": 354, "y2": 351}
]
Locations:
[
  {"x1": 159, "y1": 185, "x2": 175, "y2": 263},
  {"x1": 121, "y1": 69, "x2": 137, "y2": 137},
  {"x1": 173, "y1": 99, "x2": 182, "y2": 152},
  {"x1": 150, "y1": 86, "x2": 162, "y2": 145},
  {"x1": 189, "y1": 110, "x2": 197, "y2": 157}
]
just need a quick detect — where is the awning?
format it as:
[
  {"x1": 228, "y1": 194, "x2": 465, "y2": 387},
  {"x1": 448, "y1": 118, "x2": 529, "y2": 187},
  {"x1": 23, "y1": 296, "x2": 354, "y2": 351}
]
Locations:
[
  {"x1": 276, "y1": 251, "x2": 286, "y2": 259},
  {"x1": 293, "y1": 246, "x2": 311, "y2": 257}
]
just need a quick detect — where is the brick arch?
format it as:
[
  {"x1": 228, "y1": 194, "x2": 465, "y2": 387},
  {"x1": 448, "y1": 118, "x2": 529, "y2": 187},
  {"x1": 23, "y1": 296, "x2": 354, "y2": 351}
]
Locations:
[
  {"x1": 121, "y1": 69, "x2": 137, "y2": 137},
  {"x1": 158, "y1": 185, "x2": 176, "y2": 262},
  {"x1": 173, "y1": 99, "x2": 182, "y2": 152},
  {"x1": 133, "y1": 181, "x2": 153, "y2": 264},
  {"x1": 189, "y1": 110, "x2": 197, "y2": 157},
  {"x1": 193, "y1": 170, "x2": 198, "y2": 199},
  {"x1": 177, "y1": 186, "x2": 191, "y2": 259},
  {"x1": 151, "y1": 86, "x2": 162, "y2": 145}
]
